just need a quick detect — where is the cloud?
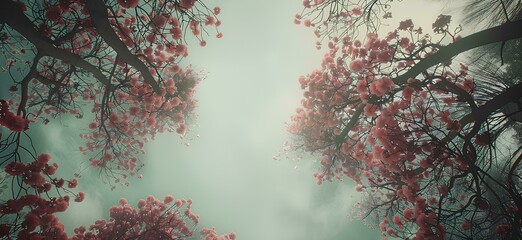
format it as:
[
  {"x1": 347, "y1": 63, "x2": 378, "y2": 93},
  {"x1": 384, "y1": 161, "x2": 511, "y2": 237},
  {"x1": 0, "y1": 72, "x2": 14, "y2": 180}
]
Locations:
[{"x1": 56, "y1": 190, "x2": 105, "y2": 233}]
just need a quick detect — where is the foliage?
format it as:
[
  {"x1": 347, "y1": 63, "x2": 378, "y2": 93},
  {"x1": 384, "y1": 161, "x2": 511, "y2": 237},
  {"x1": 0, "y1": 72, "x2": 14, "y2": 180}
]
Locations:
[
  {"x1": 0, "y1": 0, "x2": 222, "y2": 184},
  {"x1": 0, "y1": 0, "x2": 234, "y2": 239},
  {"x1": 0, "y1": 153, "x2": 80, "y2": 239},
  {"x1": 291, "y1": 0, "x2": 522, "y2": 239},
  {"x1": 71, "y1": 195, "x2": 236, "y2": 240}
]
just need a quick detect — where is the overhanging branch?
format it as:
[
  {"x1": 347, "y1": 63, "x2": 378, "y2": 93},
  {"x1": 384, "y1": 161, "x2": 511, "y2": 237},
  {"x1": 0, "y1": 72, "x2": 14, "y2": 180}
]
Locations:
[
  {"x1": 84, "y1": 0, "x2": 161, "y2": 93},
  {"x1": 393, "y1": 19, "x2": 522, "y2": 85},
  {"x1": 0, "y1": 1, "x2": 111, "y2": 87}
]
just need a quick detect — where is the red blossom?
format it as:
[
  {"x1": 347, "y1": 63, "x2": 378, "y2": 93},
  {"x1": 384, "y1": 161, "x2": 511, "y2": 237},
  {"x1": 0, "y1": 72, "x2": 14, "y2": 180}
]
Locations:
[
  {"x1": 75, "y1": 192, "x2": 85, "y2": 202},
  {"x1": 71, "y1": 195, "x2": 233, "y2": 240},
  {"x1": 496, "y1": 224, "x2": 510, "y2": 235},
  {"x1": 461, "y1": 220, "x2": 471, "y2": 230},
  {"x1": 0, "y1": 100, "x2": 30, "y2": 132},
  {"x1": 0, "y1": 224, "x2": 10, "y2": 237},
  {"x1": 118, "y1": 0, "x2": 139, "y2": 8},
  {"x1": 288, "y1": 1, "x2": 522, "y2": 239},
  {"x1": 46, "y1": 6, "x2": 62, "y2": 22},
  {"x1": 1, "y1": 0, "x2": 225, "y2": 239},
  {"x1": 432, "y1": 14, "x2": 451, "y2": 33},
  {"x1": 180, "y1": 0, "x2": 196, "y2": 9},
  {"x1": 475, "y1": 132, "x2": 493, "y2": 146},
  {"x1": 398, "y1": 19, "x2": 414, "y2": 31},
  {"x1": 1, "y1": 153, "x2": 77, "y2": 239},
  {"x1": 68, "y1": 178, "x2": 78, "y2": 188}
]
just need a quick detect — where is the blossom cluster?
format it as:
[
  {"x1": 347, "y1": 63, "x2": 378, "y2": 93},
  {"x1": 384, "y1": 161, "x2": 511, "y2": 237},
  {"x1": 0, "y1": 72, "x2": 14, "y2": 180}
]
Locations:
[
  {"x1": 0, "y1": 100, "x2": 29, "y2": 132},
  {"x1": 71, "y1": 195, "x2": 236, "y2": 240},
  {"x1": 289, "y1": 6, "x2": 515, "y2": 238},
  {"x1": 0, "y1": 153, "x2": 82, "y2": 239}
]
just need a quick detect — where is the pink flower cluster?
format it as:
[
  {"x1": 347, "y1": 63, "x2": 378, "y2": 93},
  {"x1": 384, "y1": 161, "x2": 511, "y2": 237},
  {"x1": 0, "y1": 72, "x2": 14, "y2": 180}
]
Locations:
[
  {"x1": 0, "y1": 100, "x2": 29, "y2": 132},
  {"x1": 4, "y1": 0, "x2": 222, "y2": 185},
  {"x1": 1, "y1": 153, "x2": 82, "y2": 239},
  {"x1": 200, "y1": 228, "x2": 237, "y2": 240},
  {"x1": 432, "y1": 15, "x2": 451, "y2": 33},
  {"x1": 80, "y1": 68, "x2": 202, "y2": 185},
  {"x1": 289, "y1": 6, "x2": 497, "y2": 238},
  {"x1": 71, "y1": 195, "x2": 236, "y2": 240}
]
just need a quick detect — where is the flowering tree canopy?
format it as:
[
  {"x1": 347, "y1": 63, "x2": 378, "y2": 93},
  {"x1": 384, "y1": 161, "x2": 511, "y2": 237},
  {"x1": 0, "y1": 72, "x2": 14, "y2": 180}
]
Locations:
[
  {"x1": 0, "y1": 153, "x2": 82, "y2": 239},
  {"x1": 291, "y1": 0, "x2": 522, "y2": 239},
  {"x1": 0, "y1": 0, "x2": 222, "y2": 184},
  {"x1": 71, "y1": 195, "x2": 236, "y2": 240},
  {"x1": 0, "y1": 0, "x2": 232, "y2": 239}
]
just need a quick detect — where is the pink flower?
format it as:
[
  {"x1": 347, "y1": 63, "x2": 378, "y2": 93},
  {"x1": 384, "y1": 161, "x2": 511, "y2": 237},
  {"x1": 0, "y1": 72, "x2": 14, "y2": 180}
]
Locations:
[
  {"x1": 398, "y1": 19, "x2": 414, "y2": 31},
  {"x1": 0, "y1": 100, "x2": 29, "y2": 132},
  {"x1": 37, "y1": 153, "x2": 51, "y2": 164},
  {"x1": 164, "y1": 195, "x2": 175, "y2": 204},
  {"x1": 400, "y1": 37, "x2": 410, "y2": 49},
  {"x1": 44, "y1": 163, "x2": 58, "y2": 175},
  {"x1": 137, "y1": 199, "x2": 146, "y2": 208},
  {"x1": 56, "y1": 198, "x2": 69, "y2": 211},
  {"x1": 228, "y1": 232, "x2": 237, "y2": 240},
  {"x1": 180, "y1": 0, "x2": 196, "y2": 9},
  {"x1": 170, "y1": 27, "x2": 183, "y2": 40},
  {"x1": 370, "y1": 77, "x2": 395, "y2": 96},
  {"x1": 68, "y1": 179, "x2": 78, "y2": 188},
  {"x1": 176, "y1": 124, "x2": 186, "y2": 135},
  {"x1": 205, "y1": 16, "x2": 216, "y2": 26},
  {"x1": 402, "y1": 87, "x2": 414, "y2": 100},
  {"x1": 461, "y1": 220, "x2": 471, "y2": 230},
  {"x1": 24, "y1": 212, "x2": 40, "y2": 231},
  {"x1": 349, "y1": 59, "x2": 364, "y2": 72},
  {"x1": 146, "y1": 33, "x2": 156, "y2": 43},
  {"x1": 118, "y1": 0, "x2": 140, "y2": 8},
  {"x1": 119, "y1": 198, "x2": 128, "y2": 205},
  {"x1": 0, "y1": 224, "x2": 11, "y2": 237},
  {"x1": 364, "y1": 104, "x2": 378, "y2": 117},
  {"x1": 496, "y1": 224, "x2": 510, "y2": 235},
  {"x1": 393, "y1": 214, "x2": 402, "y2": 226},
  {"x1": 46, "y1": 6, "x2": 62, "y2": 22},
  {"x1": 403, "y1": 208, "x2": 413, "y2": 220},
  {"x1": 432, "y1": 15, "x2": 451, "y2": 33},
  {"x1": 88, "y1": 121, "x2": 99, "y2": 129},
  {"x1": 352, "y1": 8, "x2": 362, "y2": 16},
  {"x1": 214, "y1": 7, "x2": 221, "y2": 15},
  {"x1": 152, "y1": 15, "x2": 168, "y2": 28},
  {"x1": 75, "y1": 192, "x2": 86, "y2": 202}
]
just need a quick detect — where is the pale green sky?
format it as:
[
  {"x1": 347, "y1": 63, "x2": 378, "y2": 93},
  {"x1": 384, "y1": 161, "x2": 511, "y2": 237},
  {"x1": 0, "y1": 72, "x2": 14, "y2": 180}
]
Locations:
[
  {"x1": 55, "y1": 1, "x2": 384, "y2": 238},
  {"x1": 2, "y1": 1, "x2": 460, "y2": 239}
]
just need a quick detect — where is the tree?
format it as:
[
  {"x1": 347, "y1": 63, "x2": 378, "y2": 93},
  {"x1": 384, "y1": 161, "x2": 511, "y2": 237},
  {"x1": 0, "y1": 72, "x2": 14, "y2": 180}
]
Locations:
[
  {"x1": 1, "y1": 0, "x2": 222, "y2": 184},
  {"x1": 0, "y1": 153, "x2": 79, "y2": 239},
  {"x1": 290, "y1": 0, "x2": 522, "y2": 239},
  {"x1": 0, "y1": 0, "x2": 233, "y2": 238},
  {"x1": 71, "y1": 195, "x2": 236, "y2": 240}
]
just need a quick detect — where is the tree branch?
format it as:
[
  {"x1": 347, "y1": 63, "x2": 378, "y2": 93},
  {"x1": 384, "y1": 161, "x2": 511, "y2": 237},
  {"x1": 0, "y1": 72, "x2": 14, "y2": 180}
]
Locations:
[
  {"x1": 84, "y1": 0, "x2": 161, "y2": 93},
  {"x1": 393, "y1": 19, "x2": 522, "y2": 85},
  {"x1": 442, "y1": 81, "x2": 522, "y2": 143},
  {"x1": 336, "y1": 104, "x2": 364, "y2": 143},
  {"x1": 17, "y1": 53, "x2": 42, "y2": 117},
  {"x1": 0, "y1": 1, "x2": 111, "y2": 86}
]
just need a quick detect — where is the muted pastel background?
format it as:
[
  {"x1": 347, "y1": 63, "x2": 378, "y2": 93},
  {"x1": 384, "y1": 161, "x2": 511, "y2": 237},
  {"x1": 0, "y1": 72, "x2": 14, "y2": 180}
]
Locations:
[{"x1": 1, "y1": 1, "x2": 460, "y2": 239}]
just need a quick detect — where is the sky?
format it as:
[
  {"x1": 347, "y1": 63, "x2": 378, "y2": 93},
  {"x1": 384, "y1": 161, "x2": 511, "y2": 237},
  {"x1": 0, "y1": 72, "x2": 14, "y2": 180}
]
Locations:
[
  {"x1": 55, "y1": 1, "x2": 384, "y2": 238},
  {"x1": 0, "y1": 0, "x2": 461, "y2": 239}
]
